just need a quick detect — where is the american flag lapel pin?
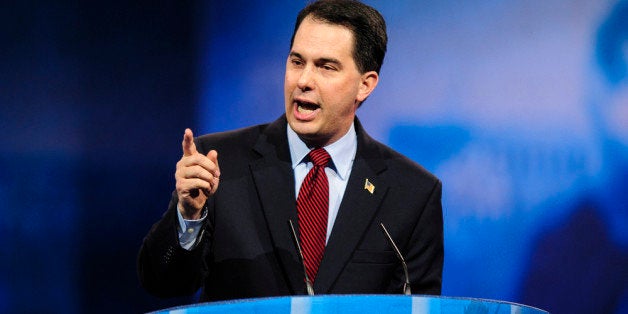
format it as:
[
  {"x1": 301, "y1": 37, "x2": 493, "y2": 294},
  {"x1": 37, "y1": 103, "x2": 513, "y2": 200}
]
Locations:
[{"x1": 364, "y1": 178, "x2": 375, "y2": 194}]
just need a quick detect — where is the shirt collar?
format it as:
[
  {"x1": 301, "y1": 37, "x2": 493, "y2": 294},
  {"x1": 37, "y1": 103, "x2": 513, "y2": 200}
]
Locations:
[{"x1": 287, "y1": 122, "x2": 357, "y2": 180}]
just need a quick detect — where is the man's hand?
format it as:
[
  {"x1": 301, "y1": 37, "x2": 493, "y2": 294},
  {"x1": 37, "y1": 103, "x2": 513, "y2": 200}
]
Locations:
[{"x1": 175, "y1": 128, "x2": 220, "y2": 219}]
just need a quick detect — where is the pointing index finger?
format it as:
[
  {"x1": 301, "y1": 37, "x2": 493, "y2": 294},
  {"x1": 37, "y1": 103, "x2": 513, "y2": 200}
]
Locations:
[{"x1": 182, "y1": 128, "x2": 197, "y2": 157}]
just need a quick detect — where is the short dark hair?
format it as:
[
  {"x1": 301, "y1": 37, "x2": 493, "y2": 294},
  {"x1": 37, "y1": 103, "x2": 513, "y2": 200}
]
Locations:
[{"x1": 290, "y1": 0, "x2": 388, "y2": 74}]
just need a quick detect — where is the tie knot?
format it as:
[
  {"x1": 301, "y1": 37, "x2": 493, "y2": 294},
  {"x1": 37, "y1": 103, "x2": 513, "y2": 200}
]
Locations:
[{"x1": 309, "y1": 148, "x2": 331, "y2": 167}]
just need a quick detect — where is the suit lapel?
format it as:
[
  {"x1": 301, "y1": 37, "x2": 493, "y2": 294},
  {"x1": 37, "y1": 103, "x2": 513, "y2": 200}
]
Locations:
[
  {"x1": 314, "y1": 118, "x2": 389, "y2": 293},
  {"x1": 249, "y1": 116, "x2": 306, "y2": 295},
  {"x1": 249, "y1": 116, "x2": 390, "y2": 294}
]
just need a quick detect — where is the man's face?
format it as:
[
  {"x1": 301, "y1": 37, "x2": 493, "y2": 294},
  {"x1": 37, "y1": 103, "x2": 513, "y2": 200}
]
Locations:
[{"x1": 284, "y1": 16, "x2": 378, "y2": 147}]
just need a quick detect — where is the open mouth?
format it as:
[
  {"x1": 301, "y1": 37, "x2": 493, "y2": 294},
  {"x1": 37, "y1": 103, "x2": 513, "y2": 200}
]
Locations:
[
  {"x1": 295, "y1": 100, "x2": 321, "y2": 115},
  {"x1": 296, "y1": 99, "x2": 320, "y2": 114}
]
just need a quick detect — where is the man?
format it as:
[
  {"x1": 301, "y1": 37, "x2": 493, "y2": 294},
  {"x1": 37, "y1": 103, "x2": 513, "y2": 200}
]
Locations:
[{"x1": 138, "y1": 0, "x2": 443, "y2": 302}]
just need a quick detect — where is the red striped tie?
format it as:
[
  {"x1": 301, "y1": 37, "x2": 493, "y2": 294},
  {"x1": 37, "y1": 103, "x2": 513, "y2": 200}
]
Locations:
[{"x1": 297, "y1": 148, "x2": 331, "y2": 283}]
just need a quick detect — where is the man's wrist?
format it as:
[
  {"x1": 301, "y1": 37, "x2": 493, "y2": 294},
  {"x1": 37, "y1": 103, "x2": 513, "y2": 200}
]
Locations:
[{"x1": 178, "y1": 201, "x2": 204, "y2": 220}]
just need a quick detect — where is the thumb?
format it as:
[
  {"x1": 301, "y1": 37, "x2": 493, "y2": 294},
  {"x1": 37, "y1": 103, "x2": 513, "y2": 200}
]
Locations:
[{"x1": 182, "y1": 128, "x2": 198, "y2": 156}]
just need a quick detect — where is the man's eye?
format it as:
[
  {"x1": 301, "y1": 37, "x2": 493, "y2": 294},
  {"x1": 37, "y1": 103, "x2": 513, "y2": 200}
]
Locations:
[
  {"x1": 291, "y1": 59, "x2": 304, "y2": 66},
  {"x1": 322, "y1": 65, "x2": 336, "y2": 71}
]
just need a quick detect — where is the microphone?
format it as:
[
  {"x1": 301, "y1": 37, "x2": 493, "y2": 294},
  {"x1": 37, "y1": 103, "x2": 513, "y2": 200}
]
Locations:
[
  {"x1": 288, "y1": 219, "x2": 315, "y2": 296},
  {"x1": 380, "y1": 223, "x2": 411, "y2": 295}
]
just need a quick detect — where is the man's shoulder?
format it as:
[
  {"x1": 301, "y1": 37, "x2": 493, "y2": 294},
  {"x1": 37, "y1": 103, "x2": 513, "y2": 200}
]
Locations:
[
  {"x1": 195, "y1": 118, "x2": 285, "y2": 152},
  {"x1": 194, "y1": 115, "x2": 287, "y2": 146},
  {"x1": 196, "y1": 123, "x2": 267, "y2": 143},
  {"x1": 369, "y1": 138, "x2": 440, "y2": 185},
  {"x1": 355, "y1": 118, "x2": 439, "y2": 185}
]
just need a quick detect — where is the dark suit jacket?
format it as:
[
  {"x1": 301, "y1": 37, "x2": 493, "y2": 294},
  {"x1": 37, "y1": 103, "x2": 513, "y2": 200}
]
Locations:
[{"x1": 138, "y1": 115, "x2": 443, "y2": 302}]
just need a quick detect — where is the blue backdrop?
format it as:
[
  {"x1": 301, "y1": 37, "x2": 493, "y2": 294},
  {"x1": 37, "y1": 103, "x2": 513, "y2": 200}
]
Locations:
[{"x1": 2, "y1": 1, "x2": 627, "y2": 313}]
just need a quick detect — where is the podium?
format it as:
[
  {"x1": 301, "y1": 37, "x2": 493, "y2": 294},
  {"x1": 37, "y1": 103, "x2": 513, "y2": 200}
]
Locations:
[{"x1": 150, "y1": 295, "x2": 549, "y2": 314}]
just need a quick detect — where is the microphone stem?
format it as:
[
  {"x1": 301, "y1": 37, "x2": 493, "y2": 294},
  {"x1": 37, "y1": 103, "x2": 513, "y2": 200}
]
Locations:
[
  {"x1": 380, "y1": 223, "x2": 412, "y2": 295},
  {"x1": 288, "y1": 219, "x2": 315, "y2": 296}
]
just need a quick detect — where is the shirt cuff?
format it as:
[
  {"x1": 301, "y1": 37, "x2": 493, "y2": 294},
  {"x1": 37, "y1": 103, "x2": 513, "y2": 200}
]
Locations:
[{"x1": 176, "y1": 207, "x2": 207, "y2": 250}]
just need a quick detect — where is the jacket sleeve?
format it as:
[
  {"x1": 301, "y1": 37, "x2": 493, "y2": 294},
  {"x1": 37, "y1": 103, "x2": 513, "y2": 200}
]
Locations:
[
  {"x1": 137, "y1": 190, "x2": 212, "y2": 298},
  {"x1": 387, "y1": 179, "x2": 444, "y2": 295}
]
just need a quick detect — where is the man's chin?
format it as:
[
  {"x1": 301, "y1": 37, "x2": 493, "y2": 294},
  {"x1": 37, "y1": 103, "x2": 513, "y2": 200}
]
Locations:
[
  {"x1": 288, "y1": 121, "x2": 325, "y2": 145},
  {"x1": 289, "y1": 118, "x2": 315, "y2": 131}
]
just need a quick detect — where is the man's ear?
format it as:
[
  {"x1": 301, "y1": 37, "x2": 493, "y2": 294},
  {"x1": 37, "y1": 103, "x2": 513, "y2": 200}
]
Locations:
[{"x1": 356, "y1": 71, "x2": 379, "y2": 103}]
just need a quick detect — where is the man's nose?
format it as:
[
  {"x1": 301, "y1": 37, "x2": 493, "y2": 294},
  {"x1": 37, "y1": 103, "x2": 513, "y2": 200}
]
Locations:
[{"x1": 297, "y1": 66, "x2": 315, "y2": 91}]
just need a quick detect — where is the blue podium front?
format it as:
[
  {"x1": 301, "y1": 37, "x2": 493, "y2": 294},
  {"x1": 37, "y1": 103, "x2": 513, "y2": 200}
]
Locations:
[{"x1": 151, "y1": 295, "x2": 549, "y2": 314}]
